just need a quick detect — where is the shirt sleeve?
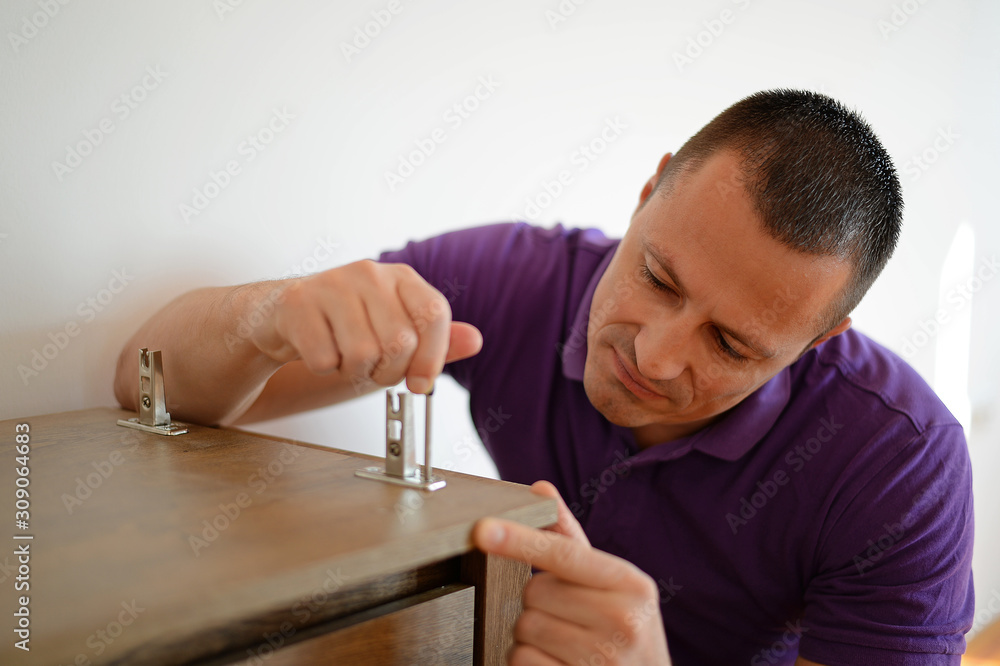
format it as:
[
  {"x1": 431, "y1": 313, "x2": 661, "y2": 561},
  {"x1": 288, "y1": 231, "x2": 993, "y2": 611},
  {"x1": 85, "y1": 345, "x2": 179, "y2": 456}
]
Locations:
[{"x1": 797, "y1": 423, "x2": 975, "y2": 665}]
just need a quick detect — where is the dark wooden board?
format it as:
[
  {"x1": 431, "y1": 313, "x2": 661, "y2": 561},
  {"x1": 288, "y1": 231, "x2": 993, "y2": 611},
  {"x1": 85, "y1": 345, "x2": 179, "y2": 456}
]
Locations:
[{"x1": 0, "y1": 408, "x2": 556, "y2": 665}]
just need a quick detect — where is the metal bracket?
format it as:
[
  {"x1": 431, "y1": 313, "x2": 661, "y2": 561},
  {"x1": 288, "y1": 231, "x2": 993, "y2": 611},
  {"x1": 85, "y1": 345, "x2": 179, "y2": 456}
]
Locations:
[
  {"x1": 355, "y1": 388, "x2": 446, "y2": 491},
  {"x1": 117, "y1": 348, "x2": 188, "y2": 436}
]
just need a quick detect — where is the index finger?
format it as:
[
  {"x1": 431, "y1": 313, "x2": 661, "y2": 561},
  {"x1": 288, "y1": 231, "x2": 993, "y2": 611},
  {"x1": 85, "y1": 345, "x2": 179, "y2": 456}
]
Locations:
[
  {"x1": 530, "y1": 480, "x2": 590, "y2": 546},
  {"x1": 472, "y1": 518, "x2": 638, "y2": 592},
  {"x1": 396, "y1": 274, "x2": 452, "y2": 393}
]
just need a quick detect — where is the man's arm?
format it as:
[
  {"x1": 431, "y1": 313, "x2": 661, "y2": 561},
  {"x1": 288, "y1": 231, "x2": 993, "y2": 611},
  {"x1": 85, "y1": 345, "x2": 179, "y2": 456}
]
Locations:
[
  {"x1": 113, "y1": 281, "x2": 285, "y2": 425},
  {"x1": 113, "y1": 261, "x2": 482, "y2": 426}
]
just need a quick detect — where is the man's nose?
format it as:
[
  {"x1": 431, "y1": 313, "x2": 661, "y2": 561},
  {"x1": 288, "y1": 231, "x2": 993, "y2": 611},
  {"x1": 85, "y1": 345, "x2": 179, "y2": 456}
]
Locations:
[{"x1": 633, "y1": 317, "x2": 692, "y2": 382}]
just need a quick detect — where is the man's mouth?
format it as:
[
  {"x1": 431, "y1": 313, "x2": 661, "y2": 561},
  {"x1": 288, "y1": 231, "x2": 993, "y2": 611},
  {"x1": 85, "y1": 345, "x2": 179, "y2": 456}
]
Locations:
[{"x1": 612, "y1": 348, "x2": 666, "y2": 401}]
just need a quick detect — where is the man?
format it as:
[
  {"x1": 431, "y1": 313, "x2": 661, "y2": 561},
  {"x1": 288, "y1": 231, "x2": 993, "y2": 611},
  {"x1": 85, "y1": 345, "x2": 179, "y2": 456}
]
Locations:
[{"x1": 115, "y1": 90, "x2": 974, "y2": 664}]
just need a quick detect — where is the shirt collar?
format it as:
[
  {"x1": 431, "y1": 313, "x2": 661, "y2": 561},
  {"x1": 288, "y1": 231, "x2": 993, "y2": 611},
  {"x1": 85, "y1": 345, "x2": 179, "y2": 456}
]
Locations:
[
  {"x1": 560, "y1": 240, "x2": 793, "y2": 462},
  {"x1": 561, "y1": 245, "x2": 614, "y2": 382},
  {"x1": 685, "y1": 368, "x2": 791, "y2": 461}
]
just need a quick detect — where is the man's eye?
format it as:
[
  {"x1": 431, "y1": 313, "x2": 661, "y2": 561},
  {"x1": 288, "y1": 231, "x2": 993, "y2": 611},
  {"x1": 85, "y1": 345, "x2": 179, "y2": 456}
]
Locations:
[
  {"x1": 641, "y1": 265, "x2": 672, "y2": 293},
  {"x1": 714, "y1": 331, "x2": 749, "y2": 364}
]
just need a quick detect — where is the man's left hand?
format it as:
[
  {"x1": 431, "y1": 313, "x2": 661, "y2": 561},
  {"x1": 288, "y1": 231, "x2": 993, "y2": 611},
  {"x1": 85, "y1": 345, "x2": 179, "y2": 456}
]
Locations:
[{"x1": 472, "y1": 480, "x2": 672, "y2": 665}]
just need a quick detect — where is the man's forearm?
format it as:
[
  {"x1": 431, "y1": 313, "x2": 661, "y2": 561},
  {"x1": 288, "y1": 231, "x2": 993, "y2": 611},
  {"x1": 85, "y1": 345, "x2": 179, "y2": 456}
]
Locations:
[
  {"x1": 113, "y1": 281, "x2": 286, "y2": 426},
  {"x1": 112, "y1": 260, "x2": 483, "y2": 427}
]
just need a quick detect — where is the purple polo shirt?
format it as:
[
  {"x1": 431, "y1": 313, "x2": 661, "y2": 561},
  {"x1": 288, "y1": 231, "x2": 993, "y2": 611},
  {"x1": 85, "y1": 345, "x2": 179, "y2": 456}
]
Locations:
[{"x1": 380, "y1": 222, "x2": 975, "y2": 665}]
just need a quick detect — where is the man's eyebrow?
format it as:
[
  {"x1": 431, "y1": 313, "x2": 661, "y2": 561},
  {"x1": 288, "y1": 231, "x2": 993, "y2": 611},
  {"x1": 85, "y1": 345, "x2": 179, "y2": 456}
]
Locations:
[
  {"x1": 641, "y1": 239, "x2": 778, "y2": 360},
  {"x1": 641, "y1": 240, "x2": 687, "y2": 295}
]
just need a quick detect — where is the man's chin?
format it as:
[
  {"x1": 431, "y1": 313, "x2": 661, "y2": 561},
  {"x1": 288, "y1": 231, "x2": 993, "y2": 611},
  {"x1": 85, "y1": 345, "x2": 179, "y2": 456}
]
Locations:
[{"x1": 585, "y1": 382, "x2": 673, "y2": 427}]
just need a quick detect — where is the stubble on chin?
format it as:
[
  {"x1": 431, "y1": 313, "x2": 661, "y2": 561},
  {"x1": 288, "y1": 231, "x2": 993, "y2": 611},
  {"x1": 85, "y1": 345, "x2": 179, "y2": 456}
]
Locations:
[{"x1": 583, "y1": 347, "x2": 644, "y2": 427}]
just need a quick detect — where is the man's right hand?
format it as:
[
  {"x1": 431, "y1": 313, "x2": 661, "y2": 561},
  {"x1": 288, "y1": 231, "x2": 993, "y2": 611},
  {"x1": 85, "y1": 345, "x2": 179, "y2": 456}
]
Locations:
[
  {"x1": 249, "y1": 259, "x2": 483, "y2": 394},
  {"x1": 114, "y1": 258, "x2": 482, "y2": 426}
]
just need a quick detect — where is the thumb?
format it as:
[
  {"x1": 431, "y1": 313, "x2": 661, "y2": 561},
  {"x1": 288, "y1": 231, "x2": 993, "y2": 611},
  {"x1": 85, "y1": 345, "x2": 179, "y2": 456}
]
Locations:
[
  {"x1": 531, "y1": 480, "x2": 591, "y2": 546},
  {"x1": 445, "y1": 322, "x2": 483, "y2": 363}
]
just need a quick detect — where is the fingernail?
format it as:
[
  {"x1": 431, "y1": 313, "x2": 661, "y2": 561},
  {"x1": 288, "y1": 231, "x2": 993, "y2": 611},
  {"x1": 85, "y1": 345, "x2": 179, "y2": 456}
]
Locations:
[
  {"x1": 408, "y1": 376, "x2": 431, "y2": 394},
  {"x1": 479, "y1": 520, "x2": 505, "y2": 548}
]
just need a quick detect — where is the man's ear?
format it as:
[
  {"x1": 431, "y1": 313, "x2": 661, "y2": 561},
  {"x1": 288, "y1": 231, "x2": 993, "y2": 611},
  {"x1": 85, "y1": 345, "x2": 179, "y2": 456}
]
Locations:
[
  {"x1": 637, "y1": 152, "x2": 673, "y2": 209},
  {"x1": 807, "y1": 316, "x2": 852, "y2": 352}
]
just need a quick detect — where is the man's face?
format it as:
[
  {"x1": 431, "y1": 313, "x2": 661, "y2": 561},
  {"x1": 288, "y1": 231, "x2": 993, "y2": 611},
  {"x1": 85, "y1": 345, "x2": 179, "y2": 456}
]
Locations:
[{"x1": 583, "y1": 150, "x2": 851, "y2": 439}]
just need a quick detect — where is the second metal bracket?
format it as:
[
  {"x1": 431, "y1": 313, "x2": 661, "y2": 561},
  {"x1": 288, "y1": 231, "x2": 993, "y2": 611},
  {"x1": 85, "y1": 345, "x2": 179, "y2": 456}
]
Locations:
[{"x1": 355, "y1": 388, "x2": 445, "y2": 491}]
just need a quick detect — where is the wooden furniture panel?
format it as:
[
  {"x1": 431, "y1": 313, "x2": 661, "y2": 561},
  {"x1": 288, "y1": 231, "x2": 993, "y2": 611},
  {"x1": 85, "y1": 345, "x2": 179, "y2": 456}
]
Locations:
[
  {"x1": 462, "y1": 550, "x2": 531, "y2": 665},
  {"x1": 0, "y1": 408, "x2": 556, "y2": 665},
  {"x1": 227, "y1": 584, "x2": 476, "y2": 665}
]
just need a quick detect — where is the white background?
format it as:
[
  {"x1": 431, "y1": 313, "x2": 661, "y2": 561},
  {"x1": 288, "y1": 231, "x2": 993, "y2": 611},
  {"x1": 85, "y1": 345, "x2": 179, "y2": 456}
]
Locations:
[{"x1": 2, "y1": 0, "x2": 998, "y2": 638}]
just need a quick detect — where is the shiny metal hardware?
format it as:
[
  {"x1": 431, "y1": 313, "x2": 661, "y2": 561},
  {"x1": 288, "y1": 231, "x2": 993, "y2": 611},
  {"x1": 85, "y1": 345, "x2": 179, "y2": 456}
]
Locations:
[
  {"x1": 355, "y1": 388, "x2": 446, "y2": 491},
  {"x1": 117, "y1": 348, "x2": 188, "y2": 436}
]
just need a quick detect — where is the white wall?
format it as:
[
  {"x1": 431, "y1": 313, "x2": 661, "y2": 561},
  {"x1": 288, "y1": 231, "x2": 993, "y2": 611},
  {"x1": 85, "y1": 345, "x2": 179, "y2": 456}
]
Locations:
[{"x1": 2, "y1": 0, "x2": 998, "y2": 635}]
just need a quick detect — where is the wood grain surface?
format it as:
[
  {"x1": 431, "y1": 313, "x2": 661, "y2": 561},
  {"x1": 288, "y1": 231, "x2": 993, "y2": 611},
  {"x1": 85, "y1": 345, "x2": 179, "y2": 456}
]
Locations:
[
  {"x1": 0, "y1": 408, "x2": 556, "y2": 665},
  {"x1": 461, "y1": 550, "x2": 532, "y2": 666},
  {"x1": 221, "y1": 584, "x2": 476, "y2": 665}
]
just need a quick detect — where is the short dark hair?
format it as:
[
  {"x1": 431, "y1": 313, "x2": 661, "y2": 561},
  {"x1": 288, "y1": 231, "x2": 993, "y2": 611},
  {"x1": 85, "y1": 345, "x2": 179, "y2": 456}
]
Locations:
[{"x1": 655, "y1": 89, "x2": 903, "y2": 336}]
